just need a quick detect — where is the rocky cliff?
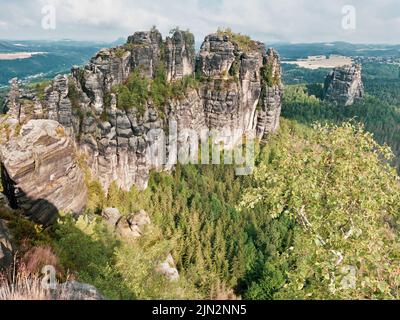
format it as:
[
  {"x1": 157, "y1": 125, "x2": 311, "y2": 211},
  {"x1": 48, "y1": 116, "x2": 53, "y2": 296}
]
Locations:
[
  {"x1": 0, "y1": 119, "x2": 87, "y2": 225},
  {"x1": 323, "y1": 64, "x2": 364, "y2": 106},
  {"x1": 0, "y1": 28, "x2": 283, "y2": 223}
]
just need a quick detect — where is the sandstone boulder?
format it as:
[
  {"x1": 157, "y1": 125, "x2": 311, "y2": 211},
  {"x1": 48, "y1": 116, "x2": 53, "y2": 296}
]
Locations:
[
  {"x1": 101, "y1": 207, "x2": 122, "y2": 227},
  {"x1": 0, "y1": 120, "x2": 87, "y2": 225},
  {"x1": 115, "y1": 209, "x2": 151, "y2": 238},
  {"x1": 58, "y1": 281, "x2": 105, "y2": 300},
  {"x1": 156, "y1": 253, "x2": 180, "y2": 282}
]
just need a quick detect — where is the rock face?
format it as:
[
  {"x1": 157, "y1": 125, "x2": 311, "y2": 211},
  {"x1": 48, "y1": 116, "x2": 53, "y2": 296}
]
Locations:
[
  {"x1": 101, "y1": 207, "x2": 179, "y2": 281},
  {"x1": 0, "y1": 220, "x2": 13, "y2": 270},
  {"x1": 127, "y1": 29, "x2": 163, "y2": 79},
  {"x1": 156, "y1": 253, "x2": 179, "y2": 282},
  {"x1": 0, "y1": 120, "x2": 87, "y2": 225},
  {"x1": 102, "y1": 207, "x2": 151, "y2": 238},
  {"x1": 323, "y1": 64, "x2": 364, "y2": 106},
  {"x1": 58, "y1": 281, "x2": 105, "y2": 300},
  {"x1": 165, "y1": 30, "x2": 195, "y2": 82},
  {"x1": 2, "y1": 28, "x2": 283, "y2": 200}
]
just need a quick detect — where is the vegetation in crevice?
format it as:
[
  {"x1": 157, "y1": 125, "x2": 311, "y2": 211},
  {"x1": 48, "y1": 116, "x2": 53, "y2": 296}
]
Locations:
[
  {"x1": 113, "y1": 65, "x2": 200, "y2": 117},
  {"x1": 216, "y1": 28, "x2": 258, "y2": 53},
  {"x1": 261, "y1": 61, "x2": 280, "y2": 87}
]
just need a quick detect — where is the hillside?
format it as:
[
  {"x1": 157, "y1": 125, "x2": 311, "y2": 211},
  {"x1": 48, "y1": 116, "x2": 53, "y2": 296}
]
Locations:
[{"x1": 0, "y1": 40, "x2": 118, "y2": 87}]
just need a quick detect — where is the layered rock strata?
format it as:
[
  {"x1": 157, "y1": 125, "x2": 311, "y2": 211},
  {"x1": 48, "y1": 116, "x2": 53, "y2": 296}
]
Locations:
[
  {"x1": 323, "y1": 64, "x2": 364, "y2": 106},
  {"x1": 0, "y1": 120, "x2": 87, "y2": 225},
  {"x1": 1, "y1": 28, "x2": 284, "y2": 221}
]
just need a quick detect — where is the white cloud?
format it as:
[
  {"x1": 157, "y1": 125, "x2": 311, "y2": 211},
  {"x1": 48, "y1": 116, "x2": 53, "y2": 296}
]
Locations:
[{"x1": 0, "y1": 0, "x2": 399, "y2": 43}]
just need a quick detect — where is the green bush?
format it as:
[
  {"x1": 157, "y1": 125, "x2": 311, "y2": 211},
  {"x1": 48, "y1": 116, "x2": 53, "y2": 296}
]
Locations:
[
  {"x1": 216, "y1": 28, "x2": 258, "y2": 53},
  {"x1": 113, "y1": 65, "x2": 199, "y2": 117},
  {"x1": 240, "y1": 121, "x2": 400, "y2": 299}
]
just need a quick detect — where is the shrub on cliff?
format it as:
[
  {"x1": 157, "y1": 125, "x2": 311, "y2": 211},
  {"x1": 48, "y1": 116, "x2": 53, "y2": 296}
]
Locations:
[
  {"x1": 216, "y1": 28, "x2": 258, "y2": 53},
  {"x1": 113, "y1": 64, "x2": 199, "y2": 116}
]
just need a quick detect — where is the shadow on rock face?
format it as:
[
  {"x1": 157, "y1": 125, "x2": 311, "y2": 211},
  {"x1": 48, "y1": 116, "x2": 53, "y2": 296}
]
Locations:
[
  {"x1": 1, "y1": 163, "x2": 63, "y2": 226},
  {"x1": 0, "y1": 120, "x2": 88, "y2": 226}
]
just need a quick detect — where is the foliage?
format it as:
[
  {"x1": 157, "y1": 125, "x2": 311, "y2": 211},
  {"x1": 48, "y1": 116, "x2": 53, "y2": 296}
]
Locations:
[
  {"x1": 51, "y1": 215, "x2": 129, "y2": 299},
  {"x1": 0, "y1": 206, "x2": 50, "y2": 250},
  {"x1": 362, "y1": 61, "x2": 400, "y2": 80},
  {"x1": 281, "y1": 63, "x2": 329, "y2": 85},
  {"x1": 261, "y1": 62, "x2": 280, "y2": 87},
  {"x1": 51, "y1": 213, "x2": 197, "y2": 299},
  {"x1": 216, "y1": 28, "x2": 258, "y2": 53},
  {"x1": 67, "y1": 81, "x2": 82, "y2": 110},
  {"x1": 114, "y1": 47, "x2": 126, "y2": 59},
  {"x1": 114, "y1": 226, "x2": 199, "y2": 299},
  {"x1": 29, "y1": 80, "x2": 52, "y2": 102},
  {"x1": 113, "y1": 70, "x2": 149, "y2": 114},
  {"x1": 140, "y1": 154, "x2": 295, "y2": 298},
  {"x1": 0, "y1": 89, "x2": 6, "y2": 113},
  {"x1": 240, "y1": 121, "x2": 400, "y2": 299},
  {"x1": 113, "y1": 65, "x2": 199, "y2": 116}
]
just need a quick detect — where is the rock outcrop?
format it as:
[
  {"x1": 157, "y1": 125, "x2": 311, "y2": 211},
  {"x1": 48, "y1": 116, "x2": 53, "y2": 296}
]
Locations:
[
  {"x1": 165, "y1": 30, "x2": 195, "y2": 82},
  {"x1": 102, "y1": 207, "x2": 151, "y2": 238},
  {"x1": 156, "y1": 253, "x2": 179, "y2": 282},
  {"x1": 58, "y1": 281, "x2": 105, "y2": 300},
  {"x1": 127, "y1": 29, "x2": 163, "y2": 79},
  {"x1": 101, "y1": 207, "x2": 179, "y2": 281},
  {"x1": 323, "y1": 64, "x2": 364, "y2": 106},
  {"x1": 0, "y1": 220, "x2": 13, "y2": 270},
  {"x1": 0, "y1": 119, "x2": 87, "y2": 225},
  {"x1": 1, "y1": 28, "x2": 284, "y2": 211}
]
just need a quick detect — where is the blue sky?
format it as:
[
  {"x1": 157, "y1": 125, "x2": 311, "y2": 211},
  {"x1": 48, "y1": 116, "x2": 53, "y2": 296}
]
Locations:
[{"x1": 0, "y1": 0, "x2": 399, "y2": 44}]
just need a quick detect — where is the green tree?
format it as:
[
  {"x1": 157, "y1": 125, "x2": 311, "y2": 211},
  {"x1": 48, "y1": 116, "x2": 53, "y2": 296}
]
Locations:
[{"x1": 240, "y1": 121, "x2": 400, "y2": 299}]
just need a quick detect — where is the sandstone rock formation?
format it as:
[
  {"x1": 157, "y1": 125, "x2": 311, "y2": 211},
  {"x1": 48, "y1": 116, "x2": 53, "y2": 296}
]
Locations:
[
  {"x1": 165, "y1": 30, "x2": 195, "y2": 82},
  {"x1": 323, "y1": 64, "x2": 364, "y2": 106},
  {"x1": 58, "y1": 281, "x2": 105, "y2": 300},
  {"x1": 127, "y1": 28, "x2": 163, "y2": 79},
  {"x1": 0, "y1": 119, "x2": 87, "y2": 225},
  {"x1": 0, "y1": 220, "x2": 13, "y2": 270},
  {"x1": 102, "y1": 207, "x2": 151, "y2": 238},
  {"x1": 156, "y1": 253, "x2": 179, "y2": 282},
  {"x1": 1, "y1": 28, "x2": 284, "y2": 204},
  {"x1": 101, "y1": 207, "x2": 179, "y2": 281}
]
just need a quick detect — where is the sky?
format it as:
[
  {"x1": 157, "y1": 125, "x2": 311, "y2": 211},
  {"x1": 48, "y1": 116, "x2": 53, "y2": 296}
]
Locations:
[{"x1": 0, "y1": 0, "x2": 399, "y2": 44}]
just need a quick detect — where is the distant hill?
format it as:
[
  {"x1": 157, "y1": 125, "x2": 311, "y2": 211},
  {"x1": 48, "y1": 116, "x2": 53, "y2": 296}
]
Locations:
[
  {"x1": 0, "y1": 40, "x2": 118, "y2": 87},
  {"x1": 271, "y1": 41, "x2": 400, "y2": 60}
]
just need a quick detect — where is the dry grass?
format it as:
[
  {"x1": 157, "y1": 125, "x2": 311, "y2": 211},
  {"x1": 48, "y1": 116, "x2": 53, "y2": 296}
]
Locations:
[
  {"x1": 0, "y1": 249, "x2": 70, "y2": 300},
  {"x1": 0, "y1": 270, "x2": 50, "y2": 300},
  {"x1": 209, "y1": 281, "x2": 240, "y2": 300},
  {"x1": 0, "y1": 265, "x2": 70, "y2": 300},
  {"x1": 55, "y1": 126, "x2": 66, "y2": 137},
  {"x1": 22, "y1": 246, "x2": 62, "y2": 276}
]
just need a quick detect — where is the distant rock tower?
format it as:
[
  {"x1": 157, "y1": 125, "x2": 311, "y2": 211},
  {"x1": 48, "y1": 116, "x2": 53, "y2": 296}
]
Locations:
[{"x1": 323, "y1": 64, "x2": 364, "y2": 106}]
